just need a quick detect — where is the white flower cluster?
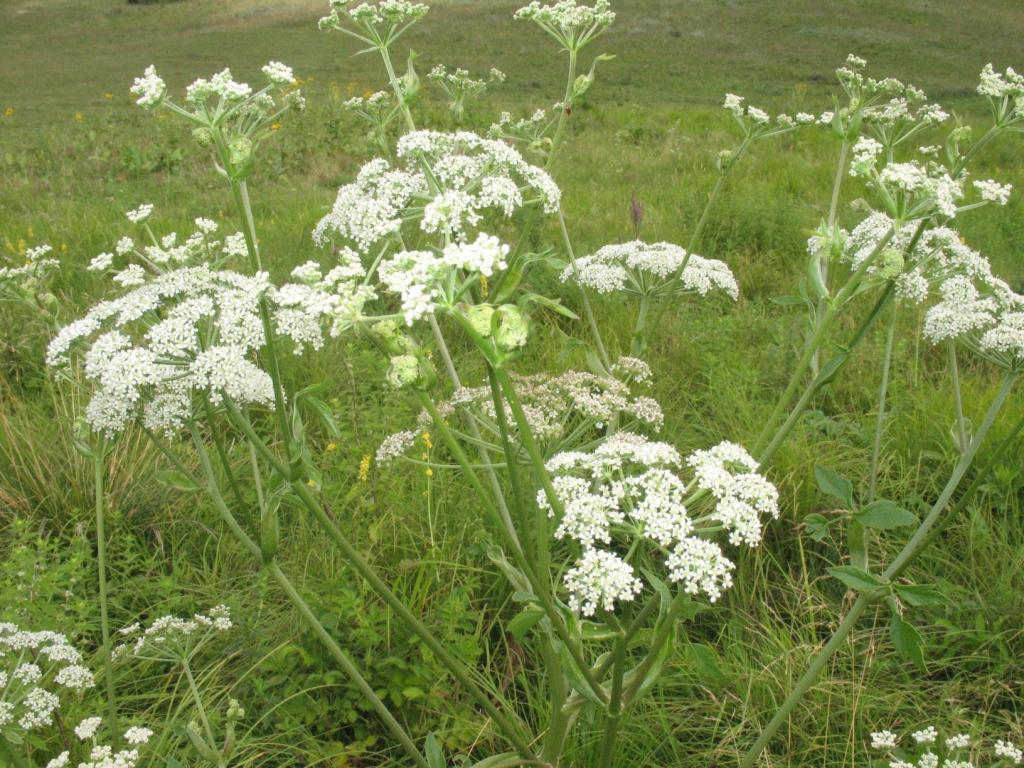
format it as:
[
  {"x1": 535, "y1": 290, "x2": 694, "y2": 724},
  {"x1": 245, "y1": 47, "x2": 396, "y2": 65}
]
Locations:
[
  {"x1": 977, "y1": 63, "x2": 1024, "y2": 101},
  {"x1": 871, "y1": 722, "x2": 1022, "y2": 767},
  {"x1": 46, "y1": 718, "x2": 154, "y2": 768},
  {"x1": 377, "y1": 363, "x2": 663, "y2": 465},
  {"x1": 377, "y1": 233, "x2": 509, "y2": 325},
  {"x1": 922, "y1": 273, "x2": 1024, "y2": 369},
  {"x1": 321, "y1": 0, "x2": 429, "y2": 29},
  {"x1": 686, "y1": 441, "x2": 780, "y2": 546},
  {"x1": 514, "y1": 0, "x2": 615, "y2": 30},
  {"x1": 722, "y1": 93, "x2": 812, "y2": 133},
  {"x1": 0, "y1": 244, "x2": 59, "y2": 296},
  {"x1": 565, "y1": 240, "x2": 739, "y2": 300},
  {"x1": 314, "y1": 131, "x2": 561, "y2": 253},
  {"x1": 49, "y1": 230, "x2": 370, "y2": 435},
  {"x1": 541, "y1": 432, "x2": 778, "y2": 613},
  {"x1": 0, "y1": 623, "x2": 93, "y2": 740},
  {"x1": 131, "y1": 62, "x2": 304, "y2": 126},
  {"x1": 129, "y1": 66, "x2": 166, "y2": 108},
  {"x1": 113, "y1": 605, "x2": 232, "y2": 663}
]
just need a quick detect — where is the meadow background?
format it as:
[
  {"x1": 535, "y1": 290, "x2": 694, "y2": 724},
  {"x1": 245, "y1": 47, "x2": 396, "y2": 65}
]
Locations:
[{"x1": 2, "y1": 0, "x2": 1024, "y2": 765}]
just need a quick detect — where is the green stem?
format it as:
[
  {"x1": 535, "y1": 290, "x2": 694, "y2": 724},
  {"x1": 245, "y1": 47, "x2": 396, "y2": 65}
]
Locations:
[
  {"x1": 417, "y1": 391, "x2": 608, "y2": 707},
  {"x1": 221, "y1": 401, "x2": 538, "y2": 760},
  {"x1": 93, "y1": 443, "x2": 119, "y2": 739},
  {"x1": 738, "y1": 372, "x2": 1019, "y2": 768},
  {"x1": 227, "y1": 178, "x2": 292, "y2": 450},
  {"x1": 380, "y1": 44, "x2": 417, "y2": 133},
  {"x1": 595, "y1": 636, "x2": 627, "y2": 768},
  {"x1": 539, "y1": 637, "x2": 571, "y2": 766},
  {"x1": 642, "y1": 138, "x2": 751, "y2": 345},
  {"x1": 182, "y1": 659, "x2": 223, "y2": 766},
  {"x1": 558, "y1": 207, "x2": 611, "y2": 369},
  {"x1": 810, "y1": 138, "x2": 851, "y2": 377},
  {"x1": 267, "y1": 562, "x2": 429, "y2": 768},
  {"x1": 948, "y1": 341, "x2": 968, "y2": 453},
  {"x1": 629, "y1": 295, "x2": 651, "y2": 356},
  {"x1": 187, "y1": 426, "x2": 429, "y2": 768},
  {"x1": 867, "y1": 303, "x2": 898, "y2": 502},
  {"x1": 753, "y1": 229, "x2": 895, "y2": 458}
]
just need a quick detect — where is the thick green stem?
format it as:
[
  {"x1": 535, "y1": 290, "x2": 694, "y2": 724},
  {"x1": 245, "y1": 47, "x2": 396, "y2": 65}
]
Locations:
[
  {"x1": 380, "y1": 45, "x2": 417, "y2": 133},
  {"x1": 539, "y1": 637, "x2": 571, "y2": 766},
  {"x1": 558, "y1": 208, "x2": 611, "y2": 369},
  {"x1": 810, "y1": 139, "x2": 851, "y2": 377},
  {"x1": 93, "y1": 444, "x2": 119, "y2": 739},
  {"x1": 183, "y1": 659, "x2": 224, "y2": 767},
  {"x1": 948, "y1": 341, "x2": 968, "y2": 453},
  {"x1": 629, "y1": 295, "x2": 651, "y2": 356},
  {"x1": 221, "y1": 402, "x2": 537, "y2": 760},
  {"x1": 595, "y1": 637, "x2": 627, "y2": 768},
  {"x1": 187, "y1": 427, "x2": 429, "y2": 768},
  {"x1": 867, "y1": 303, "x2": 898, "y2": 502},
  {"x1": 753, "y1": 229, "x2": 895, "y2": 458},
  {"x1": 267, "y1": 562, "x2": 429, "y2": 768},
  {"x1": 227, "y1": 178, "x2": 292, "y2": 449},
  {"x1": 738, "y1": 372, "x2": 1019, "y2": 768}
]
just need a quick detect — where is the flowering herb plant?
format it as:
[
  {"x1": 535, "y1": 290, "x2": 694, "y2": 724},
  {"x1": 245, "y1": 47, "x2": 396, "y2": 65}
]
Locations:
[{"x1": 23, "y1": 1, "x2": 1024, "y2": 767}]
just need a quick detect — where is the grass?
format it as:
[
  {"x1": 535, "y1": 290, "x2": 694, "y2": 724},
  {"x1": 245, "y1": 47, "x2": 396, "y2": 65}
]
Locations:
[{"x1": 2, "y1": 0, "x2": 1024, "y2": 766}]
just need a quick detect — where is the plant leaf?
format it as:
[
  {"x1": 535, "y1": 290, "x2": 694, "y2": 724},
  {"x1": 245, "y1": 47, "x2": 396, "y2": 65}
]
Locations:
[
  {"x1": 855, "y1": 500, "x2": 918, "y2": 529},
  {"x1": 814, "y1": 465, "x2": 853, "y2": 508},
  {"x1": 828, "y1": 565, "x2": 884, "y2": 592}
]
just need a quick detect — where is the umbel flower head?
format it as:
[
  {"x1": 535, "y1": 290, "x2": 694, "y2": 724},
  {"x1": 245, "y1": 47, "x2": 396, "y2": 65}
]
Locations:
[
  {"x1": 540, "y1": 433, "x2": 779, "y2": 615},
  {"x1": 429, "y1": 64, "x2": 505, "y2": 122},
  {"x1": 314, "y1": 131, "x2": 560, "y2": 253},
  {"x1": 565, "y1": 240, "x2": 739, "y2": 300},
  {"x1": 44, "y1": 717, "x2": 154, "y2": 768},
  {"x1": 0, "y1": 623, "x2": 94, "y2": 743},
  {"x1": 514, "y1": 1, "x2": 615, "y2": 52},
  {"x1": 130, "y1": 62, "x2": 303, "y2": 179},
  {"x1": 722, "y1": 92, "x2": 811, "y2": 139},
  {"x1": 870, "y1": 721, "x2": 1023, "y2": 767},
  {"x1": 319, "y1": 0, "x2": 429, "y2": 48},
  {"x1": 46, "y1": 208, "x2": 373, "y2": 436},
  {"x1": 375, "y1": 359, "x2": 663, "y2": 464},
  {"x1": 113, "y1": 605, "x2": 233, "y2": 664}
]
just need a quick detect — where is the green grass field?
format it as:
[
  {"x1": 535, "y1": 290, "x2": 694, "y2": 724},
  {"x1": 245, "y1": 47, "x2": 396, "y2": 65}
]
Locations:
[{"x1": 2, "y1": 1, "x2": 1024, "y2": 766}]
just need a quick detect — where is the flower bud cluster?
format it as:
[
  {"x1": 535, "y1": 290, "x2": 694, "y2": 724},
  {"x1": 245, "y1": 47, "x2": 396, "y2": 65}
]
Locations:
[
  {"x1": 566, "y1": 240, "x2": 739, "y2": 300},
  {"x1": 113, "y1": 605, "x2": 232, "y2": 663},
  {"x1": 540, "y1": 432, "x2": 778, "y2": 614},
  {"x1": 870, "y1": 722, "x2": 1022, "y2": 768}
]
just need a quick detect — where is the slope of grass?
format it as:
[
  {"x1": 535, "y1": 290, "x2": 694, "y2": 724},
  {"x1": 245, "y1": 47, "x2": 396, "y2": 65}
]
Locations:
[{"x1": 1, "y1": 1, "x2": 1023, "y2": 766}]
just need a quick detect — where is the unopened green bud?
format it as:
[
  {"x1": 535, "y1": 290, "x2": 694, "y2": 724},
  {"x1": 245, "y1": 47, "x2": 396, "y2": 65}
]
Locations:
[
  {"x1": 877, "y1": 247, "x2": 905, "y2": 280},
  {"x1": 717, "y1": 149, "x2": 734, "y2": 171},
  {"x1": 495, "y1": 306, "x2": 529, "y2": 351},
  {"x1": 226, "y1": 698, "x2": 245, "y2": 722},
  {"x1": 465, "y1": 304, "x2": 495, "y2": 337},
  {"x1": 950, "y1": 125, "x2": 972, "y2": 143},
  {"x1": 386, "y1": 354, "x2": 420, "y2": 389},
  {"x1": 374, "y1": 319, "x2": 416, "y2": 354},
  {"x1": 192, "y1": 126, "x2": 215, "y2": 148},
  {"x1": 227, "y1": 136, "x2": 254, "y2": 178},
  {"x1": 399, "y1": 51, "x2": 420, "y2": 103},
  {"x1": 572, "y1": 73, "x2": 594, "y2": 100}
]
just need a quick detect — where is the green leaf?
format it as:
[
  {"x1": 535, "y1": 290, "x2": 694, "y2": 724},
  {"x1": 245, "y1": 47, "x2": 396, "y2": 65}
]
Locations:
[
  {"x1": 154, "y1": 469, "x2": 201, "y2": 493},
  {"x1": 890, "y1": 615, "x2": 925, "y2": 670},
  {"x1": 855, "y1": 500, "x2": 918, "y2": 529},
  {"x1": 519, "y1": 292, "x2": 580, "y2": 320},
  {"x1": 803, "y1": 513, "x2": 830, "y2": 542},
  {"x1": 770, "y1": 294, "x2": 808, "y2": 306},
  {"x1": 507, "y1": 608, "x2": 545, "y2": 640},
  {"x1": 470, "y1": 753, "x2": 530, "y2": 768},
  {"x1": 425, "y1": 732, "x2": 445, "y2": 768},
  {"x1": 828, "y1": 565, "x2": 884, "y2": 592},
  {"x1": 681, "y1": 642, "x2": 727, "y2": 688},
  {"x1": 894, "y1": 584, "x2": 947, "y2": 607},
  {"x1": 302, "y1": 395, "x2": 341, "y2": 439},
  {"x1": 814, "y1": 465, "x2": 853, "y2": 508}
]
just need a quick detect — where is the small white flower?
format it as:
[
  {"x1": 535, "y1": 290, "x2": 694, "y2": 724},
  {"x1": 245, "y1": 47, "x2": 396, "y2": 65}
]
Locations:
[
  {"x1": 262, "y1": 60, "x2": 296, "y2": 85},
  {"x1": 130, "y1": 66, "x2": 165, "y2": 108},
  {"x1": 973, "y1": 179, "x2": 1012, "y2": 205},
  {"x1": 870, "y1": 730, "x2": 899, "y2": 749},
  {"x1": 124, "y1": 726, "x2": 154, "y2": 745},
  {"x1": 125, "y1": 203, "x2": 154, "y2": 224},
  {"x1": 75, "y1": 716, "x2": 103, "y2": 741},
  {"x1": 88, "y1": 253, "x2": 114, "y2": 272}
]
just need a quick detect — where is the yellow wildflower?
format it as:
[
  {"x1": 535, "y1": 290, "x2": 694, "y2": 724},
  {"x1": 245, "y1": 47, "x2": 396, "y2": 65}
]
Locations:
[
  {"x1": 358, "y1": 454, "x2": 372, "y2": 482},
  {"x1": 103, "y1": 92, "x2": 113, "y2": 100},
  {"x1": 270, "y1": 122, "x2": 281, "y2": 132},
  {"x1": 326, "y1": 441, "x2": 337, "y2": 452},
  {"x1": 421, "y1": 432, "x2": 433, "y2": 450},
  {"x1": 425, "y1": 467, "x2": 433, "y2": 478},
  {"x1": 74, "y1": 112, "x2": 83, "y2": 123},
  {"x1": 2, "y1": 107, "x2": 13, "y2": 118},
  {"x1": 480, "y1": 273, "x2": 489, "y2": 298}
]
